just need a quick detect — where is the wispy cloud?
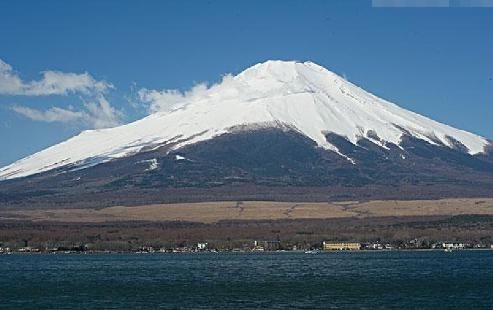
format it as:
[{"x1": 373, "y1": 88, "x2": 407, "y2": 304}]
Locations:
[
  {"x1": 82, "y1": 96, "x2": 123, "y2": 128},
  {"x1": 0, "y1": 58, "x2": 112, "y2": 96},
  {"x1": 137, "y1": 74, "x2": 241, "y2": 113},
  {"x1": 12, "y1": 96, "x2": 123, "y2": 129},
  {"x1": 12, "y1": 105, "x2": 84, "y2": 123},
  {"x1": 2, "y1": 58, "x2": 123, "y2": 129},
  {"x1": 138, "y1": 83, "x2": 209, "y2": 113}
]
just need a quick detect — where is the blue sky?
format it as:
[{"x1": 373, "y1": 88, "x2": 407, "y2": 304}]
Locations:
[{"x1": 0, "y1": 0, "x2": 492, "y2": 167}]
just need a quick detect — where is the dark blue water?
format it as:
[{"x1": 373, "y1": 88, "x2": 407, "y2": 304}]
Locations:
[{"x1": 1, "y1": 251, "x2": 492, "y2": 309}]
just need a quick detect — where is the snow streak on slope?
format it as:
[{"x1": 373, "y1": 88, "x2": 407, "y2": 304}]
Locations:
[{"x1": 0, "y1": 60, "x2": 489, "y2": 180}]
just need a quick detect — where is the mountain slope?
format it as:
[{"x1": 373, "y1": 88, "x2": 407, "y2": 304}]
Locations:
[
  {"x1": 1, "y1": 126, "x2": 493, "y2": 209},
  {"x1": 0, "y1": 60, "x2": 489, "y2": 181}
]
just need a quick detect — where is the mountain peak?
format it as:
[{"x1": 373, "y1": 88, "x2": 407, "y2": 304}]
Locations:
[
  {"x1": 220, "y1": 60, "x2": 346, "y2": 105},
  {"x1": 237, "y1": 60, "x2": 338, "y2": 83},
  {"x1": 0, "y1": 61, "x2": 489, "y2": 180},
  {"x1": 242, "y1": 59, "x2": 328, "y2": 72}
]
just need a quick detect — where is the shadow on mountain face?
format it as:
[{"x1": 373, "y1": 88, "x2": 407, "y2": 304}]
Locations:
[{"x1": 1, "y1": 128, "x2": 493, "y2": 209}]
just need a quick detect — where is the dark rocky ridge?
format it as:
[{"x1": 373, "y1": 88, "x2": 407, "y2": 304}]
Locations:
[{"x1": 0, "y1": 128, "x2": 492, "y2": 209}]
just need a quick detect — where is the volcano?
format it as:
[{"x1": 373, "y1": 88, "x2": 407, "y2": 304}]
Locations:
[{"x1": 1, "y1": 60, "x2": 492, "y2": 207}]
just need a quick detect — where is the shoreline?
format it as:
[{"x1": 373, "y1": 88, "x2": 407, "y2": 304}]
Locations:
[{"x1": 2, "y1": 248, "x2": 493, "y2": 256}]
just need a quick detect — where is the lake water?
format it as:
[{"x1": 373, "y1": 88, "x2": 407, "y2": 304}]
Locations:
[{"x1": 1, "y1": 251, "x2": 492, "y2": 309}]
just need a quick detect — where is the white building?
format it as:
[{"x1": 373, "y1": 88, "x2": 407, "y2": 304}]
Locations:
[
  {"x1": 442, "y1": 243, "x2": 464, "y2": 250},
  {"x1": 197, "y1": 242, "x2": 208, "y2": 250}
]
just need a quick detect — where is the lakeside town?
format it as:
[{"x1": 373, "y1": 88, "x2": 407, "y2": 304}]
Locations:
[{"x1": 1, "y1": 239, "x2": 493, "y2": 255}]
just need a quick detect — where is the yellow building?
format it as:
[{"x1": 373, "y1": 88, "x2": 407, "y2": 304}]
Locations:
[{"x1": 322, "y1": 242, "x2": 361, "y2": 251}]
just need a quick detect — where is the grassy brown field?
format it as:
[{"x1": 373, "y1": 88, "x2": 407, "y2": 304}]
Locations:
[
  {"x1": 2, "y1": 198, "x2": 493, "y2": 223},
  {"x1": 2, "y1": 198, "x2": 493, "y2": 251}
]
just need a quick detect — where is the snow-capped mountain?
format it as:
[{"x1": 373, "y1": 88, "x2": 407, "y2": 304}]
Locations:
[{"x1": 0, "y1": 60, "x2": 490, "y2": 181}]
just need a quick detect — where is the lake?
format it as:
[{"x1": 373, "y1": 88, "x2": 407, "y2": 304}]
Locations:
[{"x1": 1, "y1": 251, "x2": 492, "y2": 309}]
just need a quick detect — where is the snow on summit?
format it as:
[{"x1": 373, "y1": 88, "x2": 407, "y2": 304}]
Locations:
[{"x1": 0, "y1": 60, "x2": 489, "y2": 180}]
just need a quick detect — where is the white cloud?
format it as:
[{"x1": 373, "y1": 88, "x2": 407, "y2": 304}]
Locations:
[
  {"x1": 82, "y1": 96, "x2": 123, "y2": 128},
  {"x1": 138, "y1": 83, "x2": 209, "y2": 113},
  {"x1": 12, "y1": 105, "x2": 84, "y2": 123},
  {"x1": 137, "y1": 74, "x2": 238, "y2": 113},
  {"x1": 0, "y1": 58, "x2": 112, "y2": 96},
  {"x1": 12, "y1": 96, "x2": 123, "y2": 129},
  {"x1": 0, "y1": 60, "x2": 24, "y2": 95},
  {"x1": 3, "y1": 58, "x2": 122, "y2": 129}
]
